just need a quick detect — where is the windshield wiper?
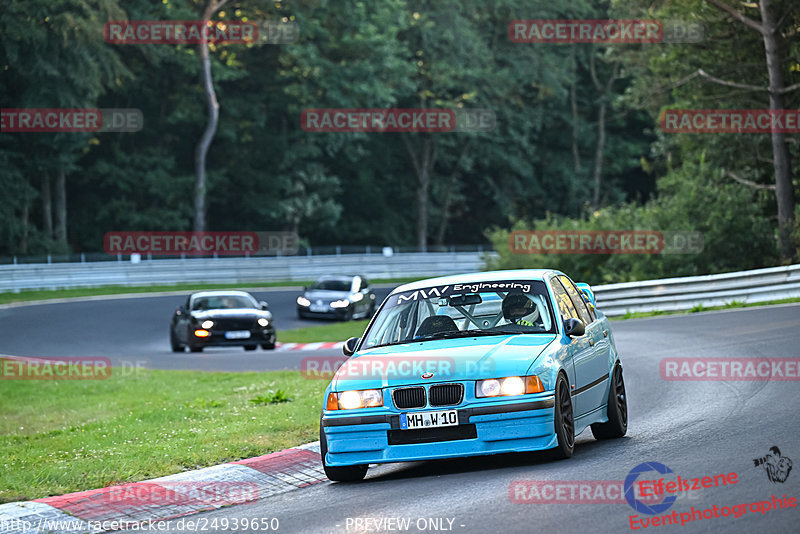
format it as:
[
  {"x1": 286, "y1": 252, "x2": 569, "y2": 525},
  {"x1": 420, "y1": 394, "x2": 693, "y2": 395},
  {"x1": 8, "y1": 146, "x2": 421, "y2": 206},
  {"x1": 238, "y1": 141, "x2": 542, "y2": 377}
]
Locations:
[
  {"x1": 366, "y1": 329, "x2": 546, "y2": 349},
  {"x1": 414, "y1": 329, "x2": 522, "y2": 341}
]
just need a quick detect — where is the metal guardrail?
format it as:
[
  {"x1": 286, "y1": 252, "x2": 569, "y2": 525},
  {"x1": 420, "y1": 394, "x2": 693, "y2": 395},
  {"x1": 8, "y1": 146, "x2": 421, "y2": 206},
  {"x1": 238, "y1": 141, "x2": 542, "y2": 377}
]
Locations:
[
  {"x1": 1, "y1": 254, "x2": 797, "y2": 317},
  {"x1": 0, "y1": 252, "x2": 494, "y2": 292},
  {"x1": 593, "y1": 264, "x2": 800, "y2": 316}
]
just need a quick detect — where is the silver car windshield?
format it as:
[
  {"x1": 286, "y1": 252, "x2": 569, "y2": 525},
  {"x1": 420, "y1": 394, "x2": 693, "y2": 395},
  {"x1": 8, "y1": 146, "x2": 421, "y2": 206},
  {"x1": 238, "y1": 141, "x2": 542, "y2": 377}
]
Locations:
[{"x1": 362, "y1": 280, "x2": 556, "y2": 349}]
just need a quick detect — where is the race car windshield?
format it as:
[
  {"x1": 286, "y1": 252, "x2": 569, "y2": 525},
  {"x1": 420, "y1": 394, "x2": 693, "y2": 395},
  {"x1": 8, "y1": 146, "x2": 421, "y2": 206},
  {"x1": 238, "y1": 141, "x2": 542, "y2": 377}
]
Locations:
[
  {"x1": 310, "y1": 280, "x2": 351, "y2": 291},
  {"x1": 362, "y1": 280, "x2": 556, "y2": 349},
  {"x1": 192, "y1": 295, "x2": 255, "y2": 310}
]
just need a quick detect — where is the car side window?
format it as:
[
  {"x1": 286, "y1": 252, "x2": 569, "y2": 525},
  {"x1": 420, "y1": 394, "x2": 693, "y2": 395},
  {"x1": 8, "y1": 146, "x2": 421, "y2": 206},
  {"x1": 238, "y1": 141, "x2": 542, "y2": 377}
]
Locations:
[
  {"x1": 558, "y1": 276, "x2": 595, "y2": 325},
  {"x1": 550, "y1": 277, "x2": 579, "y2": 321}
]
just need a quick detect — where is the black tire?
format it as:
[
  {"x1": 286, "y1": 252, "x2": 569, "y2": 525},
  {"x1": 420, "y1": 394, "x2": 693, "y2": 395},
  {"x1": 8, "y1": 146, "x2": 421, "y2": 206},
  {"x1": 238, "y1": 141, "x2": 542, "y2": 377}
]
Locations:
[
  {"x1": 189, "y1": 346, "x2": 203, "y2": 353},
  {"x1": 170, "y1": 330, "x2": 184, "y2": 352},
  {"x1": 591, "y1": 364, "x2": 628, "y2": 440},
  {"x1": 319, "y1": 419, "x2": 368, "y2": 482},
  {"x1": 342, "y1": 308, "x2": 354, "y2": 322},
  {"x1": 261, "y1": 343, "x2": 276, "y2": 350},
  {"x1": 548, "y1": 374, "x2": 575, "y2": 460},
  {"x1": 244, "y1": 345, "x2": 257, "y2": 351}
]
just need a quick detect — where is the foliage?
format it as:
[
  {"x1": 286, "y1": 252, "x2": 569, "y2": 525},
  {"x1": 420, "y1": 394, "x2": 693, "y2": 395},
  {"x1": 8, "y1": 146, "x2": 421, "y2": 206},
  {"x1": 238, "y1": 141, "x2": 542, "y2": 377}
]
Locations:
[
  {"x1": 487, "y1": 154, "x2": 777, "y2": 283},
  {"x1": 249, "y1": 389, "x2": 292, "y2": 405},
  {"x1": 0, "y1": 0, "x2": 796, "y2": 277}
]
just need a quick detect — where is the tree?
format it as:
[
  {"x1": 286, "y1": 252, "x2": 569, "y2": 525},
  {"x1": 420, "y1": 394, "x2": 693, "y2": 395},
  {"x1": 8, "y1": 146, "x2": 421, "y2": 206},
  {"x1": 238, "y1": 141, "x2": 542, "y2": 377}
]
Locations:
[
  {"x1": 704, "y1": 0, "x2": 796, "y2": 261},
  {"x1": 0, "y1": 0, "x2": 130, "y2": 252}
]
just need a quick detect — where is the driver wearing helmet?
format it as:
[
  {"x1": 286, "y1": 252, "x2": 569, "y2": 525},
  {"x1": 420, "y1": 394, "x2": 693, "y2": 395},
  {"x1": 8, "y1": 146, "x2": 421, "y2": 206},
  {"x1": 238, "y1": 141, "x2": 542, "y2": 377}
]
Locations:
[{"x1": 502, "y1": 293, "x2": 539, "y2": 327}]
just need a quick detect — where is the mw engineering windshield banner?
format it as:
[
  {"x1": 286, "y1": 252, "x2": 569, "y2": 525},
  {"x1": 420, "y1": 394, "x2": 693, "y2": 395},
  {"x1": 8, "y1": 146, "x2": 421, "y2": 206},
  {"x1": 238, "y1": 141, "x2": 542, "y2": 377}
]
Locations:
[{"x1": 386, "y1": 280, "x2": 548, "y2": 307}]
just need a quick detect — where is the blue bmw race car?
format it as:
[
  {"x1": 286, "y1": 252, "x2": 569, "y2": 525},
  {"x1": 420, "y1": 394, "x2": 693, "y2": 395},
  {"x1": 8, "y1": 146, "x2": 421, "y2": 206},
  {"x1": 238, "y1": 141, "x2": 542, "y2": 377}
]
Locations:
[{"x1": 319, "y1": 269, "x2": 627, "y2": 481}]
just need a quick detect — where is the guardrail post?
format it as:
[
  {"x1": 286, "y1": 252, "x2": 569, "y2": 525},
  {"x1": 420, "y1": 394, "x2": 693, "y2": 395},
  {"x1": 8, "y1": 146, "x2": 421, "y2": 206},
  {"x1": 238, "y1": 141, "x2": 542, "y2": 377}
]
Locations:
[
  {"x1": 336, "y1": 246, "x2": 341, "y2": 256},
  {"x1": 80, "y1": 253, "x2": 85, "y2": 263},
  {"x1": 366, "y1": 245, "x2": 371, "y2": 255},
  {"x1": 47, "y1": 254, "x2": 52, "y2": 264},
  {"x1": 307, "y1": 246, "x2": 312, "y2": 256}
]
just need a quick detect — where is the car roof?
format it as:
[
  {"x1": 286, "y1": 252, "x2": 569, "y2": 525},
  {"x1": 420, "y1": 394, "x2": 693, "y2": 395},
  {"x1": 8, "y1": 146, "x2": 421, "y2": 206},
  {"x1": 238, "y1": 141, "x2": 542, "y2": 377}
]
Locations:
[
  {"x1": 390, "y1": 269, "x2": 559, "y2": 294},
  {"x1": 190, "y1": 290, "x2": 254, "y2": 299}
]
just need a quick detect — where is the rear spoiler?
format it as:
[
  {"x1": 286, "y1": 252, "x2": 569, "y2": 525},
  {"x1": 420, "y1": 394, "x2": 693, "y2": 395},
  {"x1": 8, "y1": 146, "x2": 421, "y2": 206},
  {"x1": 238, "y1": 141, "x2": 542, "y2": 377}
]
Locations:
[{"x1": 575, "y1": 282, "x2": 596, "y2": 310}]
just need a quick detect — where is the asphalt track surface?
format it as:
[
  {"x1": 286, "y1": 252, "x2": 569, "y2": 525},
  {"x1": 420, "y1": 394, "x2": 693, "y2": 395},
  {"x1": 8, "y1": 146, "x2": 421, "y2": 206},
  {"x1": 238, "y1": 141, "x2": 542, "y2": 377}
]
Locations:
[
  {"x1": 2, "y1": 296, "x2": 799, "y2": 533},
  {"x1": 137, "y1": 304, "x2": 797, "y2": 534},
  {"x1": 0, "y1": 286, "x2": 393, "y2": 371}
]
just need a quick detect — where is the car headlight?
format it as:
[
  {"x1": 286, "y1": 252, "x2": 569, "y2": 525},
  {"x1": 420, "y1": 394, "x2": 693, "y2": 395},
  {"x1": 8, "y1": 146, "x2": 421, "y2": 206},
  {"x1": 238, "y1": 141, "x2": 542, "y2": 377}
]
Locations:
[
  {"x1": 476, "y1": 376, "x2": 544, "y2": 398},
  {"x1": 297, "y1": 296, "x2": 310, "y2": 307},
  {"x1": 326, "y1": 389, "x2": 383, "y2": 410},
  {"x1": 350, "y1": 292, "x2": 364, "y2": 302},
  {"x1": 201, "y1": 320, "x2": 214, "y2": 329},
  {"x1": 257, "y1": 318, "x2": 269, "y2": 327},
  {"x1": 330, "y1": 299, "x2": 350, "y2": 309}
]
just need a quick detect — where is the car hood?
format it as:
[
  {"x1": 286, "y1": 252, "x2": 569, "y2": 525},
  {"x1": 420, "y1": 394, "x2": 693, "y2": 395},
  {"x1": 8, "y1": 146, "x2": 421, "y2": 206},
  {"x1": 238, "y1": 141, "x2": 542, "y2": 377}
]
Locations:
[
  {"x1": 332, "y1": 334, "x2": 556, "y2": 391},
  {"x1": 304, "y1": 290, "x2": 350, "y2": 300},
  {"x1": 191, "y1": 308, "x2": 272, "y2": 320}
]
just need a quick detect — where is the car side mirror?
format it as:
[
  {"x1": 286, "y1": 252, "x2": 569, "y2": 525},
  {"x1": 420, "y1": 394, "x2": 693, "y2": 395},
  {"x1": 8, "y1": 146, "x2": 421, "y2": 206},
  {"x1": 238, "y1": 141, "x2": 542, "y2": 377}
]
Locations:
[
  {"x1": 343, "y1": 337, "x2": 360, "y2": 357},
  {"x1": 563, "y1": 318, "x2": 585, "y2": 338},
  {"x1": 259, "y1": 301, "x2": 269, "y2": 310}
]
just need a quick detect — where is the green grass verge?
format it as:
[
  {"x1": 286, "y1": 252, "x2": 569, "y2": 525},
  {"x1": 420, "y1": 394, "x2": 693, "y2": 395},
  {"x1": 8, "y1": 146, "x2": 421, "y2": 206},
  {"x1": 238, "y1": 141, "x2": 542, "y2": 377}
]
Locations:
[
  {"x1": 611, "y1": 296, "x2": 800, "y2": 321},
  {"x1": 0, "y1": 368, "x2": 327, "y2": 503},
  {"x1": 278, "y1": 320, "x2": 371, "y2": 344},
  {"x1": 0, "y1": 277, "x2": 422, "y2": 306}
]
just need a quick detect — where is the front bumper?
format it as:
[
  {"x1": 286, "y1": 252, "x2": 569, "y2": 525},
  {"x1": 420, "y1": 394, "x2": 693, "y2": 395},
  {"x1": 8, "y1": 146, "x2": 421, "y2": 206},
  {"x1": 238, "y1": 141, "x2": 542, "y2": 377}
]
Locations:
[
  {"x1": 192, "y1": 328, "x2": 275, "y2": 347},
  {"x1": 321, "y1": 396, "x2": 557, "y2": 466},
  {"x1": 297, "y1": 305, "x2": 350, "y2": 319}
]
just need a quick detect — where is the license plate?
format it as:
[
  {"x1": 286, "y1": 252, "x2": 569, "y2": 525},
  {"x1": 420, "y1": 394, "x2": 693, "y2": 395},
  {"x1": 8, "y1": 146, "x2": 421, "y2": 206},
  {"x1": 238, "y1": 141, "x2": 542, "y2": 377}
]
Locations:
[
  {"x1": 400, "y1": 410, "x2": 458, "y2": 430},
  {"x1": 310, "y1": 305, "x2": 328, "y2": 312},
  {"x1": 225, "y1": 330, "x2": 251, "y2": 339}
]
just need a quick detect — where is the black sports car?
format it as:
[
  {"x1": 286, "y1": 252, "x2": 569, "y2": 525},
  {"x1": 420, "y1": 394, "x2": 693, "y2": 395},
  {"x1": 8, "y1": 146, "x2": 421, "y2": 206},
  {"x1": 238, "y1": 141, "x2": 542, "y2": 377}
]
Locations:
[
  {"x1": 170, "y1": 291, "x2": 276, "y2": 352},
  {"x1": 296, "y1": 275, "x2": 376, "y2": 321}
]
